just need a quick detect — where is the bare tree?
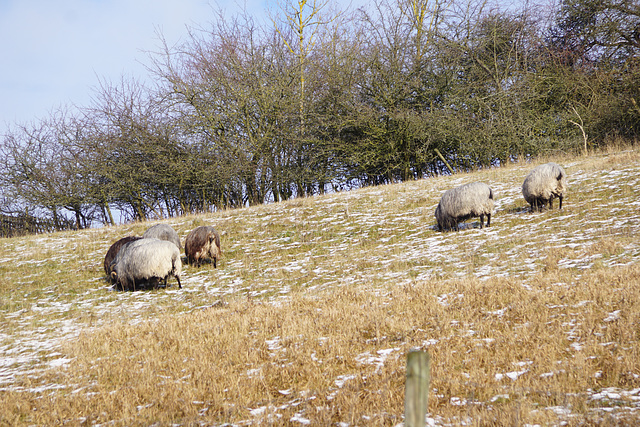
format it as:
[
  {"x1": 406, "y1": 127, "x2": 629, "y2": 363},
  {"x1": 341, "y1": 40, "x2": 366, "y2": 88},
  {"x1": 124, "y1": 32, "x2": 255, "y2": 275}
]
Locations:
[{"x1": 0, "y1": 108, "x2": 98, "y2": 229}]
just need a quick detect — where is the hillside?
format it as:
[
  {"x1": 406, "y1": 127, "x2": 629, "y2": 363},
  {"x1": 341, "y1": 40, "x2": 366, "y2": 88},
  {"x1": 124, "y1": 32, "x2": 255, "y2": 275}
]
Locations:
[{"x1": 1, "y1": 147, "x2": 639, "y2": 425}]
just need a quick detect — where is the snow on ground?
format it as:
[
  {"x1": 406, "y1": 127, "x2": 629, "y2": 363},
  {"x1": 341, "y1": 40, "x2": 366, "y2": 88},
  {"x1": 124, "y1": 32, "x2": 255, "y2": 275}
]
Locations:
[{"x1": 1, "y1": 152, "x2": 640, "y2": 423}]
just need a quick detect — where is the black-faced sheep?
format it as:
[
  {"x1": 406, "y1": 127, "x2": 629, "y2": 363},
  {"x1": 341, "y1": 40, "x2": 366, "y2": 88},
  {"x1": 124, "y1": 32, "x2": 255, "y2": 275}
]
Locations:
[
  {"x1": 522, "y1": 162, "x2": 567, "y2": 212},
  {"x1": 110, "y1": 238, "x2": 182, "y2": 291},
  {"x1": 435, "y1": 182, "x2": 495, "y2": 231},
  {"x1": 103, "y1": 236, "x2": 142, "y2": 278},
  {"x1": 184, "y1": 226, "x2": 222, "y2": 267},
  {"x1": 142, "y1": 223, "x2": 182, "y2": 250}
]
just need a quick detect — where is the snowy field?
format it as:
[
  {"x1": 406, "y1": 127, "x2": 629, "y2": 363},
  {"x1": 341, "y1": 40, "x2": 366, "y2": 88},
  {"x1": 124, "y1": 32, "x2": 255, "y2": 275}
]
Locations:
[{"x1": 1, "y1": 149, "x2": 639, "y2": 424}]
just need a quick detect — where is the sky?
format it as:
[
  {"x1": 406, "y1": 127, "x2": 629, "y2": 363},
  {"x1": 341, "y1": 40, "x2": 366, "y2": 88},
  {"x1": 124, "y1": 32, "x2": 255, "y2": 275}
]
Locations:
[
  {"x1": 0, "y1": 0, "x2": 269, "y2": 128},
  {"x1": 0, "y1": 0, "x2": 524, "y2": 131}
]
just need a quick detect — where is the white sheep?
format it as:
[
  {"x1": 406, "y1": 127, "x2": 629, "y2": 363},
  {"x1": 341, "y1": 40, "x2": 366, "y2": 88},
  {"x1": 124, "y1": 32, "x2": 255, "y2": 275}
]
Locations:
[
  {"x1": 103, "y1": 235, "x2": 143, "y2": 284},
  {"x1": 110, "y1": 238, "x2": 182, "y2": 291},
  {"x1": 522, "y1": 162, "x2": 567, "y2": 212},
  {"x1": 435, "y1": 182, "x2": 495, "y2": 231},
  {"x1": 142, "y1": 223, "x2": 182, "y2": 250}
]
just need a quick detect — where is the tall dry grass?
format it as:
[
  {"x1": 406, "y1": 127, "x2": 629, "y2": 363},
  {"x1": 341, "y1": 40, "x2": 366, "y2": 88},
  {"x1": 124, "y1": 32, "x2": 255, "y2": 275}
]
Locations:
[
  {"x1": 1, "y1": 146, "x2": 640, "y2": 425},
  {"x1": 3, "y1": 264, "x2": 640, "y2": 425}
]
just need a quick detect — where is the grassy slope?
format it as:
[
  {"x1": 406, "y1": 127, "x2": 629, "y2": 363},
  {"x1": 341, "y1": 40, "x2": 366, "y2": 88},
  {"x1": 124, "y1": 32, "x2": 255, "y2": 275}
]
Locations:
[{"x1": 1, "y1": 147, "x2": 639, "y2": 425}]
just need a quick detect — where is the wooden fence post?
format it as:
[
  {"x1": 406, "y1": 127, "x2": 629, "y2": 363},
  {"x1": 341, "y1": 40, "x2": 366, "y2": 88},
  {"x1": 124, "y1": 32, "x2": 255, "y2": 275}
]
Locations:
[
  {"x1": 405, "y1": 350, "x2": 431, "y2": 427},
  {"x1": 434, "y1": 148, "x2": 454, "y2": 175}
]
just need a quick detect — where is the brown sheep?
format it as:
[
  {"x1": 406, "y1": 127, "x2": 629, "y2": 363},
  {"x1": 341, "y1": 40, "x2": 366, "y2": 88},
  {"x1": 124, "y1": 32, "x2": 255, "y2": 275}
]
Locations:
[{"x1": 185, "y1": 226, "x2": 222, "y2": 267}]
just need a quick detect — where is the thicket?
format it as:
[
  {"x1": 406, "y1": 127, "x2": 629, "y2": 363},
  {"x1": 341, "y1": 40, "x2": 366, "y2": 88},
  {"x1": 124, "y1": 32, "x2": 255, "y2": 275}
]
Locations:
[{"x1": 1, "y1": 0, "x2": 639, "y2": 228}]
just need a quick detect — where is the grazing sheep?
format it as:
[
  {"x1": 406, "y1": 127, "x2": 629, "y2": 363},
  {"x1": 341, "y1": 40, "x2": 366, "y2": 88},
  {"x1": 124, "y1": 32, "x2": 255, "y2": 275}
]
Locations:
[
  {"x1": 103, "y1": 236, "x2": 142, "y2": 278},
  {"x1": 435, "y1": 182, "x2": 495, "y2": 231},
  {"x1": 110, "y1": 238, "x2": 182, "y2": 291},
  {"x1": 142, "y1": 223, "x2": 182, "y2": 250},
  {"x1": 522, "y1": 162, "x2": 567, "y2": 212},
  {"x1": 185, "y1": 226, "x2": 222, "y2": 267}
]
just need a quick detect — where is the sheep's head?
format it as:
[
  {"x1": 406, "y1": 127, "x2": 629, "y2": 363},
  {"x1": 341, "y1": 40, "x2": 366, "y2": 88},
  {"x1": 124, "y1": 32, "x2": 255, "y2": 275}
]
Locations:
[{"x1": 209, "y1": 235, "x2": 222, "y2": 257}]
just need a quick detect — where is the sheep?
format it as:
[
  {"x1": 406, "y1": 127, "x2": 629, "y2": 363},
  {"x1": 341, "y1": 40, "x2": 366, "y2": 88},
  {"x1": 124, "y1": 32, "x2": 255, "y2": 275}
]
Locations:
[
  {"x1": 103, "y1": 235, "x2": 142, "y2": 278},
  {"x1": 110, "y1": 238, "x2": 182, "y2": 291},
  {"x1": 184, "y1": 226, "x2": 222, "y2": 267},
  {"x1": 435, "y1": 182, "x2": 495, "y2": 231},
  {"x1": 522, "y1": 162, "x2": 567, "y2": 212},
  {"x1": 142, "y1": 223, "x2": 182, "y2": 250}
]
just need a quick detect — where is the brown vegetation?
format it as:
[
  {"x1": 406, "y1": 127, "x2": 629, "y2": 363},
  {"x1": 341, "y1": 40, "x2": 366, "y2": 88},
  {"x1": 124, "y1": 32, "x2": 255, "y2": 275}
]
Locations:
[{"x1": 1, "y1": 147, "x2": 640, "y2": 425}]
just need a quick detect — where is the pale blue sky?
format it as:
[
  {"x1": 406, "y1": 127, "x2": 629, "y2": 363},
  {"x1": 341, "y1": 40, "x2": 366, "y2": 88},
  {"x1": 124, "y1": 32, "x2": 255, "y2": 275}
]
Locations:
[{"x1": 0, "y1": 0, "x2": 269, "y2": 127}]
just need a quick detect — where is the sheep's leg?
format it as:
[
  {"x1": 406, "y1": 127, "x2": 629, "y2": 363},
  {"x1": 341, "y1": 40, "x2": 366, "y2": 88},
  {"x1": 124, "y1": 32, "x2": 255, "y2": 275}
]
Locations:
[
  {"x1": 558, "y1": 196, "x2": 563, "y2": 209},
  {"x1": 479, "y1": 214, "x2": 485, "y2": 228},
  {"x1": 176, "y1": 276, "x2": 182, "y2": 289},
  {"x1": 549, "y1": 198, "x2": 554, "y2": 210},
  {"x1": 213, "y1": 258, "x2": 217, "y2": 268},
  {"x1": 486, "y1": 213, "x2": 491, "y2": 227}
]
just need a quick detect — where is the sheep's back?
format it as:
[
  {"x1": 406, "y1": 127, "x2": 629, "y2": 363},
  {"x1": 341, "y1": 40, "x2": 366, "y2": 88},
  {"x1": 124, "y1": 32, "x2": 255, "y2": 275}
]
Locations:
[
  {"x1": 522, "y1": 162, "x2": 567, "y2": 202},
  {"x1": 439, "y1": 182, "x2": 494, "y2": 218},
  {"x1": 143, "y1": 224, "x2": 182, "y2": 250},
  {"x1": 115, "y1": 238, "x2": 181, "y2": 280}
]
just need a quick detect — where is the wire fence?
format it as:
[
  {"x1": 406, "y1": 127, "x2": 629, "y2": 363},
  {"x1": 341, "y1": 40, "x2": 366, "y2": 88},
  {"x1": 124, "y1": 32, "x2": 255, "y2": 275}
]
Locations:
[{"x1": 0, "y1": 213, "x2": 75, "y2": 238}]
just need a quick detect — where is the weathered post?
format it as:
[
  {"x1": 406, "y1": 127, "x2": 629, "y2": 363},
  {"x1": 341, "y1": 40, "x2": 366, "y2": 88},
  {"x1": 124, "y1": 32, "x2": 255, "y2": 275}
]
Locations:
[
  {"x1": 434, "y1": 148, "x2": 454, "y2": 175},
  {"x1": 405, "y1": 350, "x2": 431, "y2": 427}
]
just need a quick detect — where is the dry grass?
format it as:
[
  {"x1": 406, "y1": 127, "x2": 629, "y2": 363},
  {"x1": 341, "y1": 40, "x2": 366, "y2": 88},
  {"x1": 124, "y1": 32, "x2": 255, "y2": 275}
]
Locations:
[{"x1": 1, "y1": 146, "x2": 640, "y2": 425}]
